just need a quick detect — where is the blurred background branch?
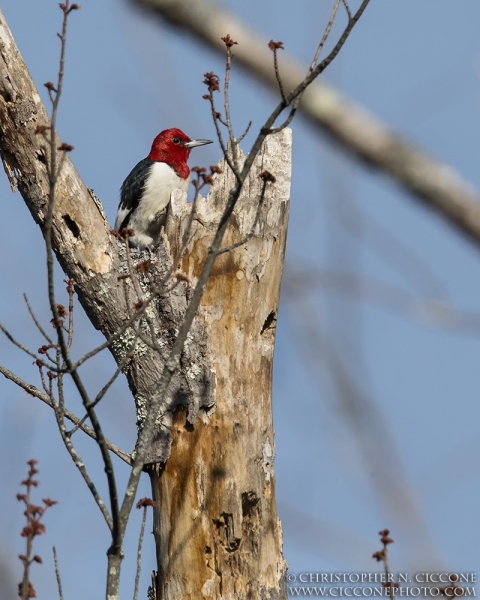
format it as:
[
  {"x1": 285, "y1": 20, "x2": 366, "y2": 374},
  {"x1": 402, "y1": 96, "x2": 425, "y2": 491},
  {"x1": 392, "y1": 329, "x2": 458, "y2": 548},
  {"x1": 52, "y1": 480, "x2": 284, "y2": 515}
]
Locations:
[{"x1": 132, "y1": 0, "x2": 480, "y2": 247}]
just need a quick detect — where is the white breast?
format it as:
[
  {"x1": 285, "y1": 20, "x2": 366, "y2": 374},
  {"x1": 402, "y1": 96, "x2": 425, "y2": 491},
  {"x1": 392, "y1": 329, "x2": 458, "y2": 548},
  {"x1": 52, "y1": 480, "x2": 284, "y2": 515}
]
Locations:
[{"x1": 128, "y1": 162, "x2": 189, "y2": 249}]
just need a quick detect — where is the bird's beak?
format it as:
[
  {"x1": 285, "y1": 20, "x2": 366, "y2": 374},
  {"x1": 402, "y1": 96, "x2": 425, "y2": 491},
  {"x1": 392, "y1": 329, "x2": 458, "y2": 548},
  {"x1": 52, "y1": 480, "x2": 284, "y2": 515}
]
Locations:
[{"x1": 184, "y1": 138, "x2": 213, "y2": 149}]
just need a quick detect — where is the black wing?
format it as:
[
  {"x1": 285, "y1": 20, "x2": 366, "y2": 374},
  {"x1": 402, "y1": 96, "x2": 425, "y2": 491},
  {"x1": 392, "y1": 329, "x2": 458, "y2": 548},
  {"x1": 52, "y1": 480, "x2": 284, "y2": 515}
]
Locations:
[{"x1": 115, "y1": 158, "x2": 154, "y2": 231}]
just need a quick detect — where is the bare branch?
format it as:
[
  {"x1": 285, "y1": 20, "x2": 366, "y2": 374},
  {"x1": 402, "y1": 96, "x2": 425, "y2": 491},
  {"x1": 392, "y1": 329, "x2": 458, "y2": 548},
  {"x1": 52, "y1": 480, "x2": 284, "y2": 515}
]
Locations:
[
  {"x1": 17, "y1": 460, "x2": 58, "y2": 600},
  {"x1": 41, "y1": 1, "x2": 121, "y2": 557},
  {"x1": 53, "y1": 547, "x2": 64, "y2": 600},
  {"x1": 133, "y1": 500, "x2": 152, "y2": 600},
  {"x1": 285, "y1": 266, "x2": 480, "y2": 334},
  {"x1": 37, "y1": 362, "x2": 49, "y2": 396},
  {"x1": 132, "y1": 0, "x2": 480, "y2": 248},
  {"x1": 237, "y1": 119, "x2": 252, "y2": 143},
  {"x1": 372, "y1": 530, "x2": 396, "y2": 600},
  {"x1": 221, "y1": 35, "x2": 240, "y2": 169},
  {"x1": 308, "y1": 0, "x2": 341, "y2": 73},
  {"x1": 53, "y1": 371, "x2": 113, "y2": 530},
  {"x1": 124, "y1": 235, "x2": 145, "y2": 304},
  {"x1": 217, "y1": 175, "x2": 270, "y2": 255},
  {"x1": 266, "y1": 105, "x2": 298, "y2": 135},
  {"x1": 341, "y1": 0, "x2": 352, "y2": 20},
  {"x1": 327, "y1": 192, "x2": 449, "y2": 299},
  {"x1": 67, "y1": 353, "x2": 132, "y2": 438},
  {"x1": 0, "y1": 363, "x2": 131, "y2": 464},
  {"x1": 268, "y1": 40, "x2": 286, "y2": 103},
  {"x1": 203, "y1": 74, "x2": 240, "y2": 180},
  {"x1": 0, "y1": 322, "x2": 53, "y2": 366},
  {"x1": 23, "y1": 295, "x2": 54, "y2": 345},
  {"x1": 261, "y1": 0, "x2": 372, "y2": 139},
  {"x1": 65, "y1": 279, "x2": 74, "y2": 352}
]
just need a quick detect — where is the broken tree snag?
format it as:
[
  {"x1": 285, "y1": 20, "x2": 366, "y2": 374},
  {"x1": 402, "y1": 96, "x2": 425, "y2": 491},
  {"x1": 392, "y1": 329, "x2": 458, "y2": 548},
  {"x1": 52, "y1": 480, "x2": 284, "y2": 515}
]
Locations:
[
  {"x1": 155, "y1": 128, "x2": 292, "y2": 600},
  {"x1": 0, "y1": 10, "x2": 290, "y2": 594}
]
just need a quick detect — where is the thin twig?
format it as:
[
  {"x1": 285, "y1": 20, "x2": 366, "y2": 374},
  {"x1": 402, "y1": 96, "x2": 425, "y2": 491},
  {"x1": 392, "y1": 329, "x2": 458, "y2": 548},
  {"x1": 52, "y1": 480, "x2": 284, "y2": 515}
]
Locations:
[
  {"x1": 0, "y1": 363, "x2": 131, "y2": 463},
  {"x1": 0, "y1": 322, "x2": 53, "y2": 366},
  {"x1": 37, "y1": 363, "x2": 49, "y2": 396},
  {"x1": 53, "y1": 547, "x2": 64, "y2": 600},
  {"x1": 269, "y1": 41, "x2": 286, "y2": 103},
  {"x1": 373, "y1": 530, "x2": 396, "y2": 600},
  {"x1": 24, "y1": 294, "x2": 54, "y2": 345},
  {"x1": 128, "y1": 276, "x2": 165, "y2": 358},
  {"x1": 67, "y1": 352, "x2": 133, "y2": 437},
  {"x1": 203, "y1": 71, "x2": 240, "y2": 179},
  {"x1": 48, "y1": 369, "x2": 54, "y2": 399},
  {"x1": 223, "y1": 40, "x2": 239, "y2": 169},
  {"x1": 268, "y1": 0, "x2": 342, "y2": 137},
  {"x1": 309, "y1": 0, "x2": 341, "y2": 73},
  {"x1": 257, "y1": 1, "x2": 370, "y2": 144},
  {"x1": 237, "y1": 120, "x2": 252, "y2": 144},
  {"x1": 341, "y1": 0, "x2": 352, "y2": 20},
  {"x1": 69, "y1": 305, "x2": 149, "y2": 370},
  {"x1": 284, "y1": 266, "x2": 480, "y2": 332},
  {"x1": 266, "y1": 104, "x2": 299, "y2": 135},
  {"x1": 54, "y1": 369, "x2": 113, "y2": 530},
  {"x1": 20, "y1": 463, "x2": 34, "y2": 600},
  {"x1": 217, "y1": 177, "x2": 269, "y2": 255},
  {"x1": 17, "y1": 460, "x2": 57, "y2": 600},
  {"x1": 123, "y1": 237, "x2": 166, "y2": 355},
  {"x1": 133, "y1": 503, "x2": 149, "y2": 600},
  {"x1": 158, "y1": 275, "x2": 185, "y2": 296},
  {"x1": 207, "y1": 92, "x2": 239, "y2": 179},
  {"x1": 66, "y1": 279, "x2": 74, "y2": 352}
]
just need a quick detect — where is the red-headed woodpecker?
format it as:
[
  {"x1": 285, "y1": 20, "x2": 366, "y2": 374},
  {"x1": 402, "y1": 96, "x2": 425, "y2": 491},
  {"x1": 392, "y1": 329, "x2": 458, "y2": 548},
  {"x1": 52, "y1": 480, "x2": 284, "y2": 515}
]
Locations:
[{"x1": 115, "y1": 127, "x2": 212, "y2": 249}]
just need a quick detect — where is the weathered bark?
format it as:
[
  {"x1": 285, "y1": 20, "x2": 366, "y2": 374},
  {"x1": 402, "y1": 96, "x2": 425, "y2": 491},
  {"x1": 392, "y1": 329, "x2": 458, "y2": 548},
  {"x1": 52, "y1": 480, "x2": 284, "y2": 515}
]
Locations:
[
  {"x1": 151, "y1": 132, "x2": 291, "y2": 599},
  {"x1": 0, "y1": 10, "x2": 289, "y2": 598}
]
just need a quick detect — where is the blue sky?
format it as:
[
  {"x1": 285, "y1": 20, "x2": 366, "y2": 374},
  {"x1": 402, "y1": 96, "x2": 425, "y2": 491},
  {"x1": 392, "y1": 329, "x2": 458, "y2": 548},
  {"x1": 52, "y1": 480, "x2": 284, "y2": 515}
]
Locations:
[{"x1": 1, "y1": 1, "x2": 480, "y2": 597}]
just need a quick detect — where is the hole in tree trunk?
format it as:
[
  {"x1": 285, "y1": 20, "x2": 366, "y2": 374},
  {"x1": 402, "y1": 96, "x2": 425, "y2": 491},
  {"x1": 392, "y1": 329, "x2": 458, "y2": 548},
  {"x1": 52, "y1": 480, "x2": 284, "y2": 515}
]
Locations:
[
  {"x1": 36, "y1": 150, "x2": 47, "y2": 165},
  {"x1": 260, "y1": 310, "x2": 276, "y2": 335},
  {"x1": 63, "y1": 214, "x2": 80, "y2": 239}
]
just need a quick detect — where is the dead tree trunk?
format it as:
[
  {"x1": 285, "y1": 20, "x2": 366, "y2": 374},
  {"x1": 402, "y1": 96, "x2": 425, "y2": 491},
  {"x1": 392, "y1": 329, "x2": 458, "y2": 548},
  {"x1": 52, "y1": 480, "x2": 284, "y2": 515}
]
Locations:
[
  {"x1": 0, "y1": 10, "x2": 290, "y2": 598},
  {"x1": 154, "y1": 132, "x2": 291, "y2": 599}
]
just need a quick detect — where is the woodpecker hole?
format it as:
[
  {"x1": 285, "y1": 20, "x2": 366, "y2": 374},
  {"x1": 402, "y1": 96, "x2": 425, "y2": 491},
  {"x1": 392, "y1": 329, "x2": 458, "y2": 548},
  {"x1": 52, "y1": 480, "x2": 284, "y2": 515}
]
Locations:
[
  {"x1": 63, "y1": 214, "x2": 80, "y2": 239},
  {"x1": 36, "y1": 150, "x2": 47, "y2": 165},
  {"x1": 260, "y1": 310, "x2": 276, "y2": 335}
]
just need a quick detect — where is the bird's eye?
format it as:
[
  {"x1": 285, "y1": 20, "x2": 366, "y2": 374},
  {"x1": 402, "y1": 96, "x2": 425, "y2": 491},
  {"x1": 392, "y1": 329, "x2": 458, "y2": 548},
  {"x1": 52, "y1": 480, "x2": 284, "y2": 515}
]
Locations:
[{"x1": 172, "y1": 137, "x2": 180, "y2": 145}]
